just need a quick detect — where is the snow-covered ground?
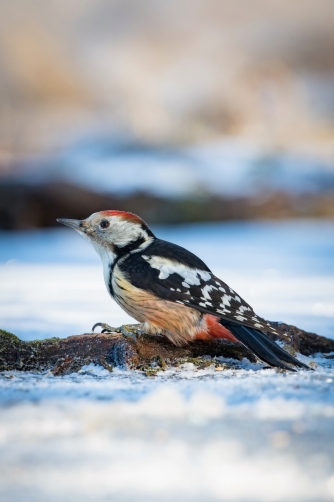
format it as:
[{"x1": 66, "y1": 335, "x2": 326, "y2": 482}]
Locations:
[
  {"x1": 0, "y1": 220, "x2": 334, "y2": 501},
  {"x1": 1, "y1": 362, "x2": 334, "y2": 502}
]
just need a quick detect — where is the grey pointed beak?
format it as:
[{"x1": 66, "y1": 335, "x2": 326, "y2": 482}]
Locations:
[{"x1": 56, "y1": 218, "x2": 83, "y2": 230}]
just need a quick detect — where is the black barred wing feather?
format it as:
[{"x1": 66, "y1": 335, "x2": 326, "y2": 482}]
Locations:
[
  {"x1": 154, "y1": 270, "x2": 282, "y2": 338},
  {"x1": 121, "y1": 248, "x2": 285, "y2": 339}
]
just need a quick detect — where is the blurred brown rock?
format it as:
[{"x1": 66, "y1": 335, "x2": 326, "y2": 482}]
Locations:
[{"x1": 1, "y1": 181, "x2": 334, "y2": 229}]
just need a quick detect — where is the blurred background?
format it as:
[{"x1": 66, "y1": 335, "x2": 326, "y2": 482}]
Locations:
[
  {"x1": 1, "y1": 4, "x2": 334, "y2": 502},
  {"x1": 1, "y1": 0, "x2": 334, "y2": 227}
]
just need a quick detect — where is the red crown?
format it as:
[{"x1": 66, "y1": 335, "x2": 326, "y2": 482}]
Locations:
[{"x1": 99, "y1": 210, "x2": 144, "y2": 225}]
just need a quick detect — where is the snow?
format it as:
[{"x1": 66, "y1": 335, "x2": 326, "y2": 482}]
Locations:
[
  {"x1": 1, "y1": 361, "x2": 334, "y2": 501},
  {"x1": 0, "y1": 220, "x2": 334, "y2": 501}
]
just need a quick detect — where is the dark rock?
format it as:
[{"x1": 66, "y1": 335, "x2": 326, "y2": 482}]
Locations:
[{"x1": 0, "y1": 322, "x2": 333, "y2": 375}]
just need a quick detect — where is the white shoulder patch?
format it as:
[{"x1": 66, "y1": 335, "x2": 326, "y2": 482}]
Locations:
[{"x1": 142, "y1": 255, "x2": 211, "y2": 285}]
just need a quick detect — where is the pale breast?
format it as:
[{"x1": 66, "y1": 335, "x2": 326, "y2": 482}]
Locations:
[{"x1": 111, "y1": 265, "x2": 204, "y2": 345}]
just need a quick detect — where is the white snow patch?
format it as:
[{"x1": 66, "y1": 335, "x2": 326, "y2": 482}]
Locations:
[
  {"x1": 0, "y1": 361, "x2": 334, "y2": 501},
  {"x1": 78, "y1": 364, "x2": 111, "y2": 377}
]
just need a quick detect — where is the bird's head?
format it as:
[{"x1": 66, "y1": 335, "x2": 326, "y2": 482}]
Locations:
[{"x1": 57, "y1": 210, "x2": 155, "y2": 261}]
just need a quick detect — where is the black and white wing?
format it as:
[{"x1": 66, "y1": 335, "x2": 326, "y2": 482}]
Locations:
[
  {"x1": 121, "y1": 239, "x2": 279, "y2": 336},
  {"x1": 119, "y1": 239, "x2": 310, "y2": 370}
]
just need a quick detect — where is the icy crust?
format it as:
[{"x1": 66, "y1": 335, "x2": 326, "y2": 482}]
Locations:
[
  {"x1": 0, "y1": 353, "x2": 333, "y2": 411},
  {"x1": 1, "y1": 359, "x2": 334, "y2": 502}
]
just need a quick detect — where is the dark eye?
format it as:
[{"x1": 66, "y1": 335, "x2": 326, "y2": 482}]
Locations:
[{"x1": 100, "y1": 219, "x2": 110, "y2": 229}]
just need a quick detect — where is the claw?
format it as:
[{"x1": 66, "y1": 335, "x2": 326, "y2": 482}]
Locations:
[
  {"x1": 92, "y1": 322, "x2": 120, "y2": 333},
  {"x1": 92, "y1": 322, "x2": 102, "y2": 332}
]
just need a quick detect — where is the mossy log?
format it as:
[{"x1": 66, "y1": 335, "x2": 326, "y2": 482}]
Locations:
[{"x1": 0, "y1": 323, "x2": 334, "y2": 376}]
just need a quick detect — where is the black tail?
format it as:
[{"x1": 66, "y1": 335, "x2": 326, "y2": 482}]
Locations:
[{"x1": 223, "y1": 322, "x2": 311, "y2": 371}]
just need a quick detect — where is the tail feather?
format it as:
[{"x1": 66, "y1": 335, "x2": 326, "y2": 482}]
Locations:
[{"x1": 223, "y1": 322, "x2": 311, "y2": 371}]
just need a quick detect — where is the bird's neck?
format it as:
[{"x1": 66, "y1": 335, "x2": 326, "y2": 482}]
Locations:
[
  {"x1": 93, "y1": 244, "x2": 117, "y2": 294},
  {"x1": 93, "y1": 237, "x2": 155, "y2": 296}
]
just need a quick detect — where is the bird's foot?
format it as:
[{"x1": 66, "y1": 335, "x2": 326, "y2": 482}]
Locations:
[
  {"x1": 92, "y1": 322, "x2": 144, "y2": 341},
  {"x1": 120, "y1": 324, "x2": 145, "y2": 341},
  {"x1": 92, "y1": 322, "x2": 122, "y2": 334}
]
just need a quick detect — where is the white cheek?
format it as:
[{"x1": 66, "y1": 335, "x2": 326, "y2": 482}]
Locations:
[{"x1": 112, "y1": 220, "x2": 144, "y2": 247}]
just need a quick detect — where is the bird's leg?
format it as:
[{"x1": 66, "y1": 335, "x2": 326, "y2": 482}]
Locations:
[{"x1": 92, "y1": 322, "x2": 144, "y2": 341}]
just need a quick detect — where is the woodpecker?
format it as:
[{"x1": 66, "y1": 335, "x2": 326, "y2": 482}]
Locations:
[{"x1": 57, "y1": 210, "x2": 309, "y2": 371}]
